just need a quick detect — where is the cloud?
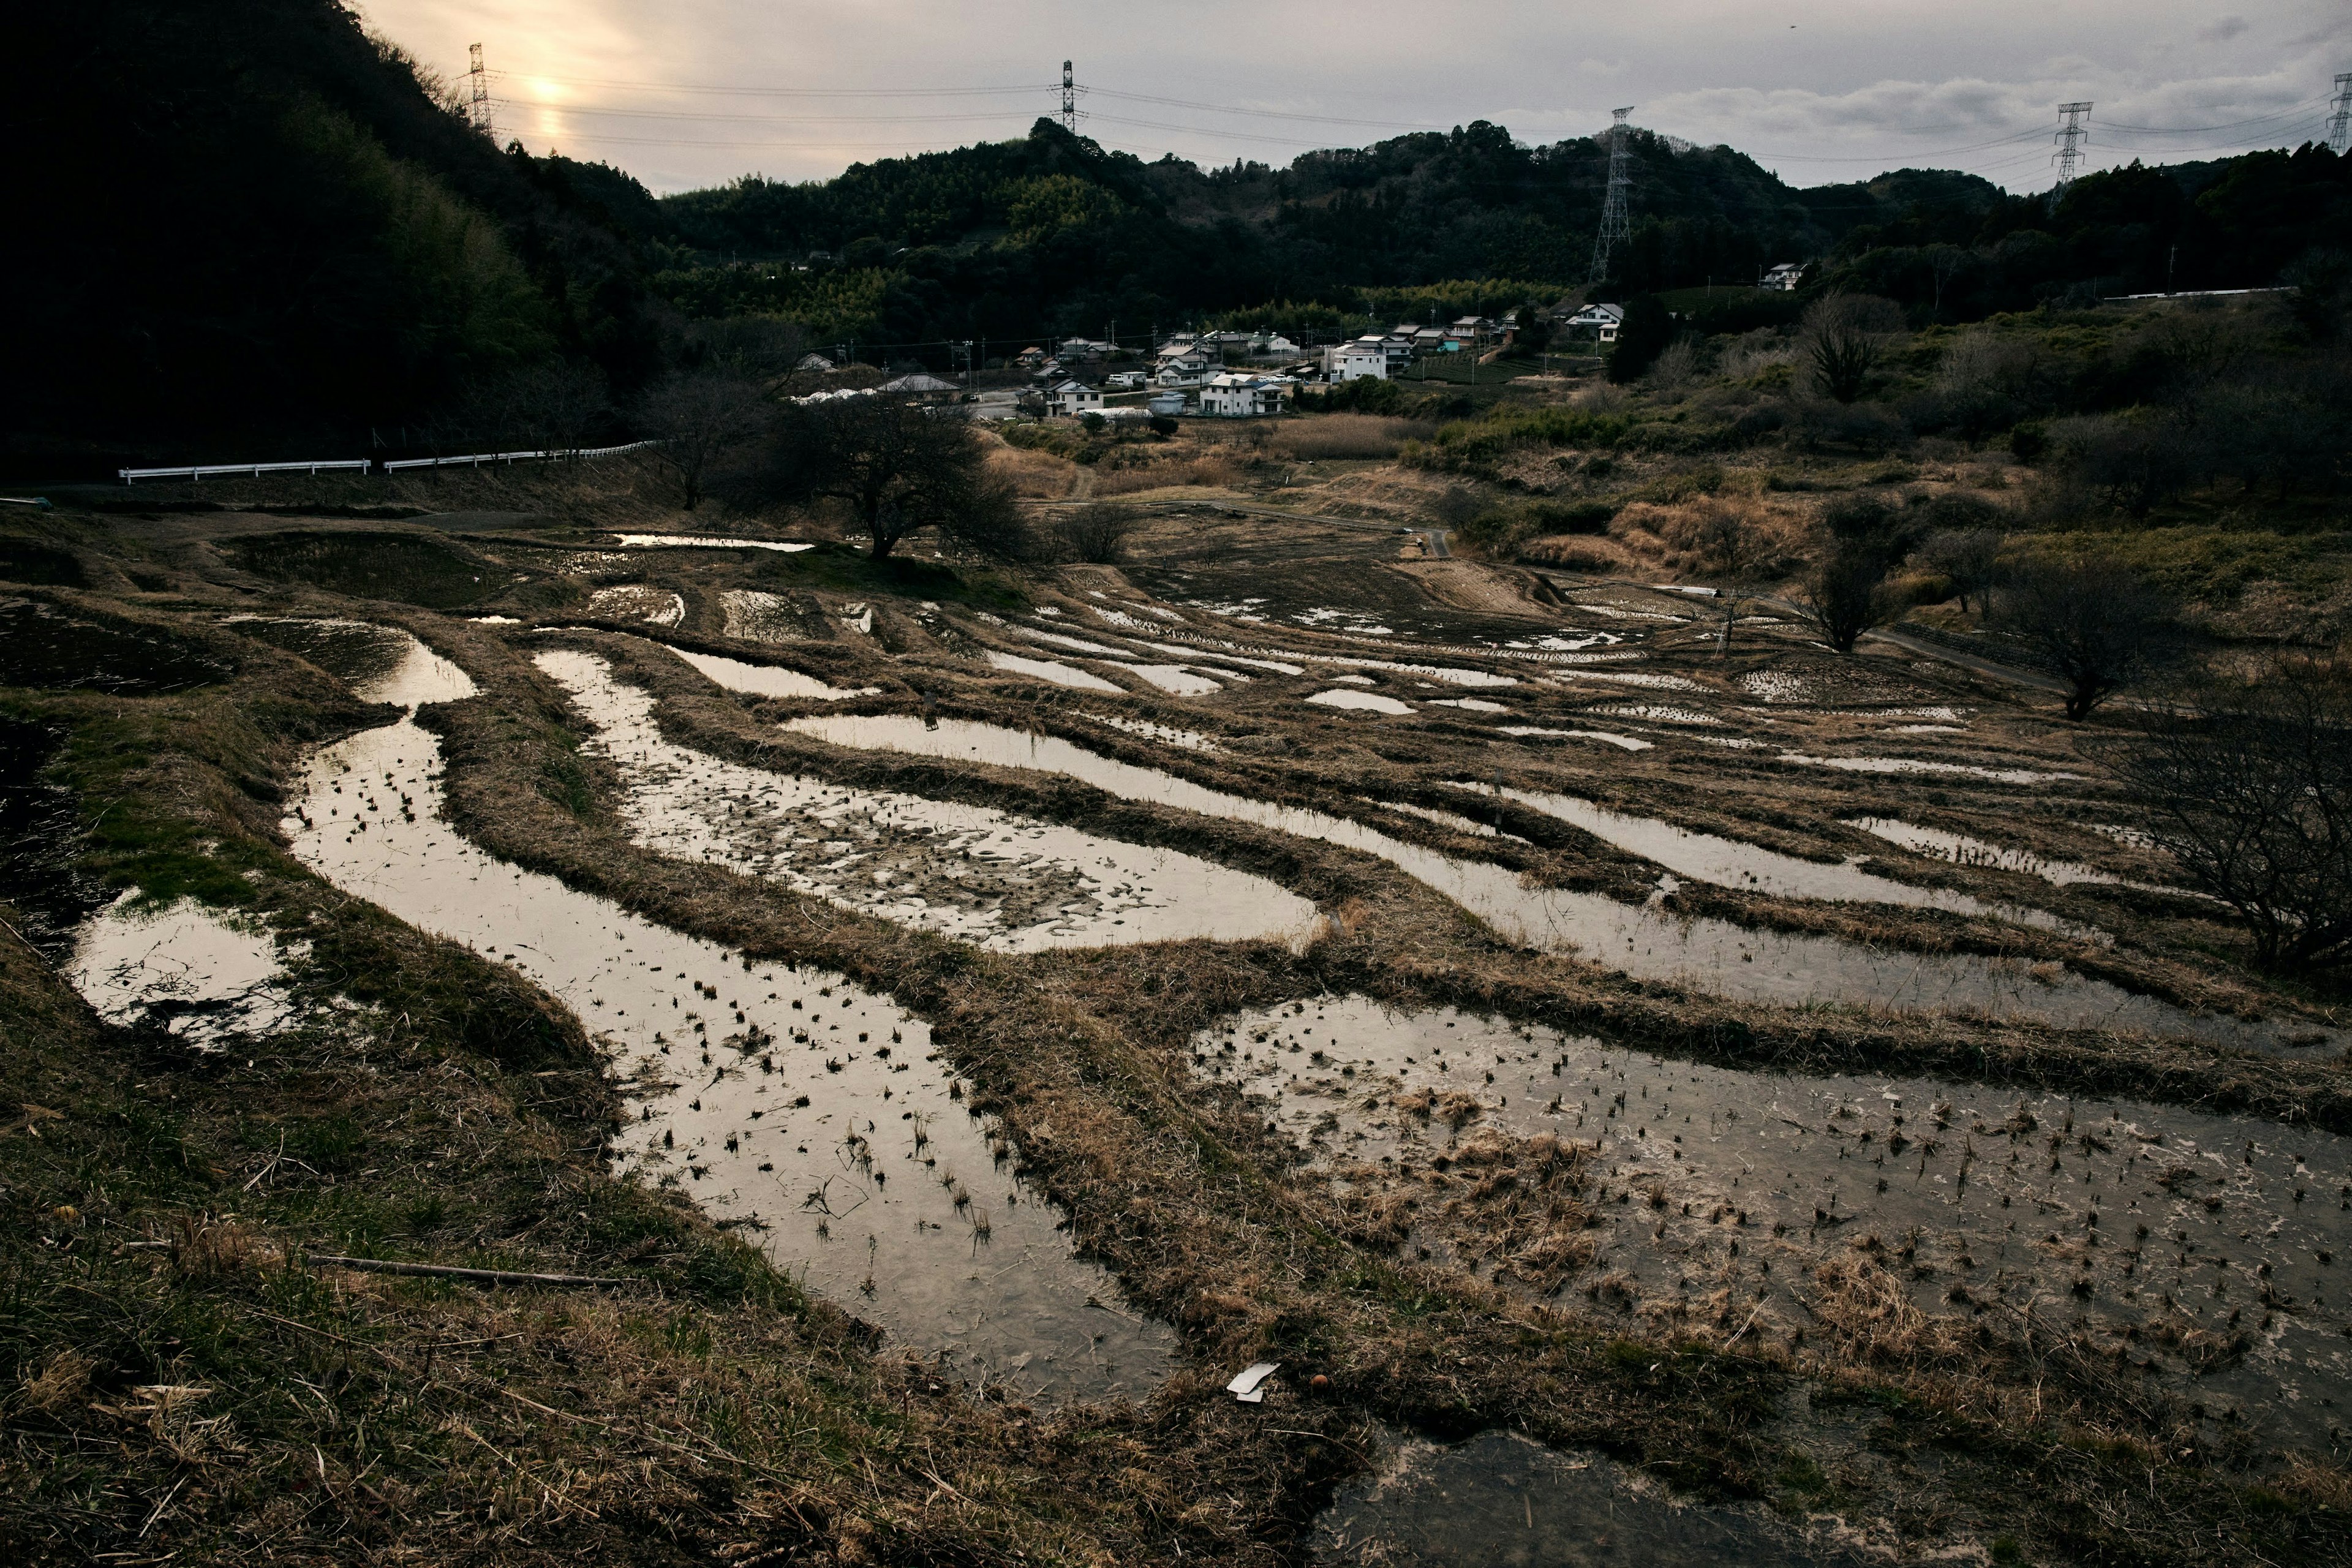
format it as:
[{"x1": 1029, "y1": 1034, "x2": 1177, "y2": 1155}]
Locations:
[{"x1": 2196, "y1": 15, "x2": 2250, "y2": 43}]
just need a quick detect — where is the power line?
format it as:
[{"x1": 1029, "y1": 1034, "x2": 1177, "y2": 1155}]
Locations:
[
  {"x1": 492, "y1": 72, "x2": 1057, "y2": 98},
  {"x1": 1082, "y1": 87, "x2": 1444, "y2": 131},
  {"x1": 490, "y1": 100, "x2": 1036, "y2": 126}
]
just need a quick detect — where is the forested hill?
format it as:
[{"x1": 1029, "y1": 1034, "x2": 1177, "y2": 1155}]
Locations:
[
  {"x1": 651, "y1": 120, "x2": 2350, "y2": 347},
  {"x1": 7, "y1": 0, "x2": 2348, "y2": 473},
  {"x1": 6, "y1": 0, "x2": 669, "y2": 467}
]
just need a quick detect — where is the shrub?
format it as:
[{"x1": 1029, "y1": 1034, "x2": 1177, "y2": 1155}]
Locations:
[{"x1": 1050, "y1": 504, "x2": 1139, "y2": 564}]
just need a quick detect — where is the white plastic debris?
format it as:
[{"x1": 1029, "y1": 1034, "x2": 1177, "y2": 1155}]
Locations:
[{"x1": 1226, "y1": 1362, "x2": 1280, "y2": 1403}]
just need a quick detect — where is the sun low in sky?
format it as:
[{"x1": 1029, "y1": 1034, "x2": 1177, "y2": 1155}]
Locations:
[{"x1": 363, "y1": 0, "x2": 2351, "y2": 192}]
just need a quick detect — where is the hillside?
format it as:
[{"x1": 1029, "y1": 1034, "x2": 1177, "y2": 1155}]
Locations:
[{"x1": 8, "y1": 2, "x2": 2346, "y2": 472}]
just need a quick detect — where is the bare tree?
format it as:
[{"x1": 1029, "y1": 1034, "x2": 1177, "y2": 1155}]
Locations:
[
  {"x1": 747, "y1": 397, "x2": 1026, "y2": 560},
  {"x1": 1916, "y1": 527, "x2": 2002, "y2": 614},
  {"x1": 634, "y1": 371, "x2": 768, "y2": 509},
  {"x1": 1991, "y1": 557, "x2": 2177, "y2": 720},
  {"x1": 1795, "y1": 494, "x2": 1909, "y2": 653},
  {"x1": 1052, "y1": 503, "x2": 1139, "y2": 564},
  {"x1": 2103, "y1": 660, "x2": 2352, "y2": 973},
  {"x1": 1801, "y1": 294, "x2": 1904, "y2": 404},
  {"x1": 471, "y1": 362, "x2": 611, "y2": 456}
]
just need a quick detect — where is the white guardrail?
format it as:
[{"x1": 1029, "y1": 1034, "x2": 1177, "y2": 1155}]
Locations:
[
  {"x1": 119, "y1": 441, "x2": 657, "y2": 483},
  {"x1": 119, "y1": 459, "x2": 371, "y2": 483},
  {"x1": 380, "y1": 440, "x2": 657, "y2": 472}
]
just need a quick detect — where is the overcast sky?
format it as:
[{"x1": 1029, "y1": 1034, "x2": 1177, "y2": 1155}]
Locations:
[{"x1": 358, "y1": 0, "x2": 2351, "y2": 197}]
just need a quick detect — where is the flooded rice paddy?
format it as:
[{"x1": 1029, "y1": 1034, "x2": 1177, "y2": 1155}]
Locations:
[
  {"x1": 226, "y1": 617, "x2": 478, "y2": 707},
  {"x1": 538, "y1": 650, "x2": 1318, "y2": 952},
  {"x1": 1313, "y1": 1427, "x2": 1845, "y2": 1567},
  {"x1": 984, "y1": 651, "x2": 1123, "y2": 692},
  {"x1": 1205, "y1": 996, "x2": 2352, "y2": 1449},
  {"x1": 281, "y1": 714, "x2": 1174, "y2": 1402},
  {"x1": 1847, "y1": 817, "x2": 2196, "y2": 900},
  {"x1": 1484, "y1": 787, "x2": 2069, "y2": 932},
  {"x1": 777, "y1": 715, "x2": 2312, "y2": 1052}
]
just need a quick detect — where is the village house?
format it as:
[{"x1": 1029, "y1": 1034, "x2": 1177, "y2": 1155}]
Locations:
[
  {"x1": 1563, "y1": 302, "x2": 1625, "y2": 342},
  {"x1": 1330, "y1": 337, "x2": 1391, "y2": 382},
  {"x1": 1200, "y1": 372, "x2": 1285, "y2": 417},
  {"x1": 1762, "y1": 262, "x2": 1806, "y2": 292},
  {"x1": 1155, "y1": 349, "x2": 1210, "y2": 386},
  {"x1": 1044, "y1": 380, "x2": 1104, "y2": 417},
  {"x1": 1147, "y1": 390, "x2": 1189, "y2": 417}
]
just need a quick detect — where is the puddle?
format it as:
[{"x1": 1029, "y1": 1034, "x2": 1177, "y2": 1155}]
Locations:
[
  {"x1": 1499, "y1": 728, "x2": 1654, "y2": 752},
  {"x1": 1, "y1": 598, "x2": 231, "y2": 695},
  {"x1": 281, "y1": 717, "x2": 1174, "y2": 1403},
  {"x1": 1486, "y1": 788, "x2": 2065, "y2": 932},
  {"x1": 586, "y1": 585, "x2": 686, "y2": 626},
  {"x1": 1314, "y1": 1427, "x2": 1842, "y2": 1566},
  {"x1": 66, "y1": 894, "x2": 300, "y2": 1047},
  {"x1": 1204, "y1": 996, "x2": 2352, "y2": 1449},
  {"x1": 778, "y1": 716, "x2": 2324, "y2": 1053},
  {"x1": 984, "y1": 652, "x2": 1124, "y2": 693},
  {"x1": 1308, "y1": 690, "x2": 1414, "y2": 716},
  {"x1": 1779, "y1": 755, "x2": 2082, "y2": 786},
  {"x1": 226, "y1": 618, "x2": 477, "y2": 706},
  {"x1": 540, "y1": 652, "x2": 1314, "y2": 951},
  {"x1": 615, "y1": 534, "x2": 814, "y2": 554}
]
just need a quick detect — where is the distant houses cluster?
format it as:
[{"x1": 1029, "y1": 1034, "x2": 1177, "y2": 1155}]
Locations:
[{"x1": 986, "y1": 258, "x2": 1810, "y2": 419}]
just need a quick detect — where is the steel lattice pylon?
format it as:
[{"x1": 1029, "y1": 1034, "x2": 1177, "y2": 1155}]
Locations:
[{"x1": 1587, "y1": 107, "x2": 1634, "y2": 284}]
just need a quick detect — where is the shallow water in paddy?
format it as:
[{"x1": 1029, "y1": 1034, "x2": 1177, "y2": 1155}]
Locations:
[
  {"x1": 66, "y1": 894, "x2": 301, "y2": 1047},
  {"x1": 226, "y1": 617, "x2": 477, "y2": 706},
  {"x1": 780, "y1": 715, "x2": 2325, "y2": 1054},
  {"x1": 1313, "y1": 1427, "x2": 1844, "y2": 1566},
  {"x1": 1204, "y1": 996, "x2": 2352, "y2": 1449},
  {"x1": 1483, "y1": 787, "x2": 2070, "y2": 933},
  {"x1": 282, "y1": 717, "x2": 1173, "y2": 1403},
  {"x1": 537, "y1": 650, "x2": 1317, "y2": 952}
]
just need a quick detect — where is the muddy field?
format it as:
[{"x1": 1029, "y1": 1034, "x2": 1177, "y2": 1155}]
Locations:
[{"x1": 6, "y1": 484, "x2": 2351, "y2": 1566}]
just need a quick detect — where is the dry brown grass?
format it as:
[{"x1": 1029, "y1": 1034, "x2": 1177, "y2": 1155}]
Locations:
[
  {"x1": 1262, "y1": 416, "x2": 1437, "y2": 462},
  {"x1": 1089, "y1": 454, "x2": 1246, "y2": 495},
  {"x1": 1608, "y1": 495, "x2": 1809, "y2": 579},
  {"x1": 1518, "y1": 535, "x2": 1632, "y2": 573},
  {"x1": 984, "y1": 442, "x2": 1077, "y2": 498}
]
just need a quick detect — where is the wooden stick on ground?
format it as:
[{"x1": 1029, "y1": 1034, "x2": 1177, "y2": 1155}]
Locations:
[{"x1": 306, "y1": 1254, "x2": 635, "y2": 1289}]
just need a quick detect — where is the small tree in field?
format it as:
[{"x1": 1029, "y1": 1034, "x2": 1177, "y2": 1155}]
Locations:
[
  {"x1": 1991, "y1": 556, "x2": 2177, "y2": 720},
  {"x1": 1801, "y1": 293, "x2": 1903, "y2": 404},
  {"x1": 1795, "y1": 494, "x2": 1909, "y2": 653},
  {"x1": 634, "y1": 370, "x2": 767, "y2": 509},
  {"x1": 750, "y1": 398, "x2": 1023, "y2": 559},
  {"x1": 1052, "y1": 504, "x2": 1138, "y2": 564},
  {"x1": 2103, "y1": 661, "x2": 2352, "y2": 973},
  {"x1": 1914, "y1": 524, "x2": 2002, "y2": 614}
]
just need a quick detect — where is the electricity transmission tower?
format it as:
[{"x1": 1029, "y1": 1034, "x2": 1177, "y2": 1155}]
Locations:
[
  {"x1": 1061, "y1": 60, "x2": 1079, "y2": 133},
  {"x1": 2050, "y1": 101, "x2": 2092, "y2": 191},
  {"x1": 467, "y1": 43, "x2": 494, "y2": 137},
  {"x1": 1587, "y1": 107, "x2": 1634, "y2": 284},
  {"x1": 2329, "y1": 74, "x2": 2352, "y2": 154}
]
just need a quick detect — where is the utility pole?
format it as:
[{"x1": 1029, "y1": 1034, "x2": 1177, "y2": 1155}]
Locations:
[
  {"x1": 1061, "y1": 60, "x2": 1079, "y2": 134},
  {"x1": 2331, "y1": 74, "x2": 2352, "y2": 156},
  {"x1": 2051, "y1": 102, "x2": 2093, "y2": 193},
  {"x1": 1587, "y1": 107, "x2": 1634, "y2": 284},
  {"x1": 467, "y1": 43, "x2": 495, "y2": 138}
]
